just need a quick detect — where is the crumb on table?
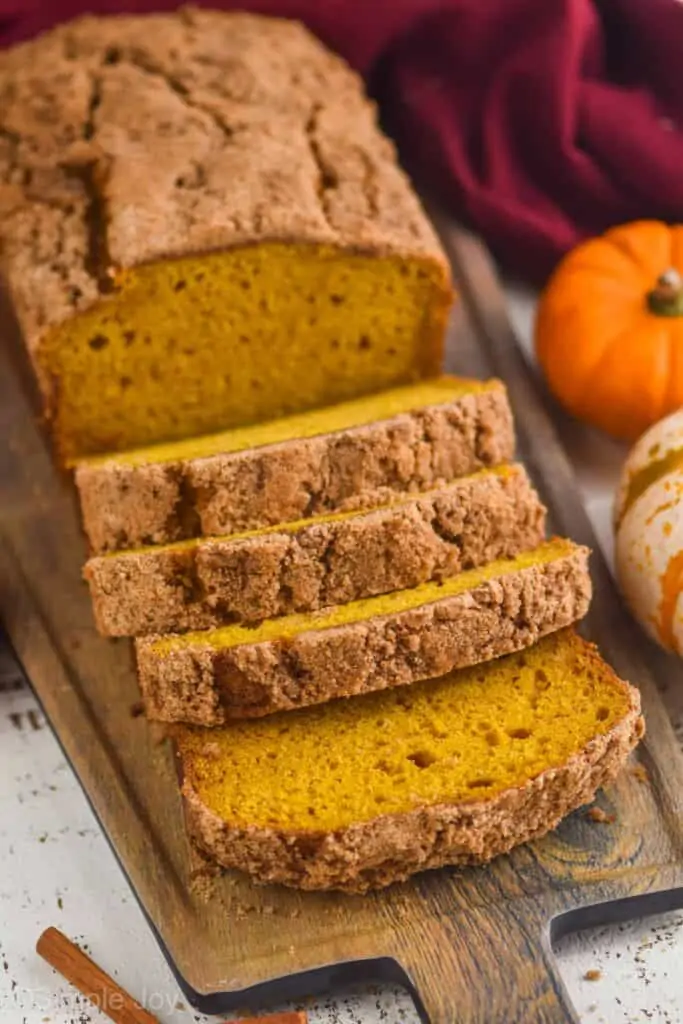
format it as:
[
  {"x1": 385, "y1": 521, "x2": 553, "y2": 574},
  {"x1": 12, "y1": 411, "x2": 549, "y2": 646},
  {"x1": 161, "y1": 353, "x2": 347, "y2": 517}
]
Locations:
[{"x1": 586, "y1": 807, "x2": 615, "y2": 824}]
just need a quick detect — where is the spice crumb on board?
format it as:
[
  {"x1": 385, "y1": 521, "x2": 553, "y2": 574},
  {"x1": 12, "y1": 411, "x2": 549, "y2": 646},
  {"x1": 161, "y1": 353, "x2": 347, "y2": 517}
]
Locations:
[
  {"x1": 188, "y1": 867, "x2": 221, "y2": 903},
  {"x1": 631, "y1": 763, "x2": 649, "y2": 783},
  {"x1": 129, "y1": 700, "x2": 145, "y2": 718},
  {"x1": 584, "y1": 968, "x2": 602, "y2": 981},
  {"x1": 586, "y1": 807, "x2": 615, "y2": 824}
]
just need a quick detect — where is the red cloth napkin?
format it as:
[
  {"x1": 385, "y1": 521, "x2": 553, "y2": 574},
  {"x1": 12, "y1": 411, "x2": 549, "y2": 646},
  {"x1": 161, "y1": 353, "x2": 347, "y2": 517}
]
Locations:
[{"x1": 2, "y1": 0, "x2": 682, "y2": 281}]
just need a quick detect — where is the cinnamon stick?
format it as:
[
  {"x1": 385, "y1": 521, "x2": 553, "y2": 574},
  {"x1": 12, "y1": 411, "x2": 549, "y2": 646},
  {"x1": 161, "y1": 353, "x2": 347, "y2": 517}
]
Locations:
[
  {"x1": 36, "y1": 927, "x2": 158, "y2": 1024},
  {"x1": 37, "y1": 926, "x2": 308, "y2": 1024}
]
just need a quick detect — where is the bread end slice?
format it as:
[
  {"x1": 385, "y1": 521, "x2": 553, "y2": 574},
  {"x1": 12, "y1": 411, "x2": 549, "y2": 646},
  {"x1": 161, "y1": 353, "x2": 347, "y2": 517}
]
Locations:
[{"x1": 177, "y1": 631, "x2": 644, "y2": 892}]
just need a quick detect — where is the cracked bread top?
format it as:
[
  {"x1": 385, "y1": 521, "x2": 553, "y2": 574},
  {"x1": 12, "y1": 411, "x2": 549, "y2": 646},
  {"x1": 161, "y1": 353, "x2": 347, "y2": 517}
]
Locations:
[{"x1": 0, "y1": 7, "x2": 447, "y2": 350}]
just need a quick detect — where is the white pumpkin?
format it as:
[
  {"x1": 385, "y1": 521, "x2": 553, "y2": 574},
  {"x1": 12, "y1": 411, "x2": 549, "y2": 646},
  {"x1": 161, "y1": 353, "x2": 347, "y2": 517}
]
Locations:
[{"x1": 615, "y1": 408, "x2": 683, "y2": 653}]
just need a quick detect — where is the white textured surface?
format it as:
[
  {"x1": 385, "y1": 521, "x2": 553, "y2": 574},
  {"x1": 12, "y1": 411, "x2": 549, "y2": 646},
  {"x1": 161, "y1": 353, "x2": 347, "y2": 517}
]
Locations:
[{"x1": 1, "y1": 283, "x2": 683, "y2": 1024}]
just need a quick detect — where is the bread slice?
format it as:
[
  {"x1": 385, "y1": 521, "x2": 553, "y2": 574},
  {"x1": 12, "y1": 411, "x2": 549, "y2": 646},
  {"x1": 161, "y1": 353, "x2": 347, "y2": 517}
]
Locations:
[
  {"x1": 136, "y1": 539, "x2": 591, "y2": 724},
  {"x1": 176, "y1": 630, "x2": 643, "y2": 892},
  {"x1": 85, "y1": 465, "x2": 545, "y2": 637},
  {"x1": 74, "y1": 377, "x2": 514, "y2": 554}
]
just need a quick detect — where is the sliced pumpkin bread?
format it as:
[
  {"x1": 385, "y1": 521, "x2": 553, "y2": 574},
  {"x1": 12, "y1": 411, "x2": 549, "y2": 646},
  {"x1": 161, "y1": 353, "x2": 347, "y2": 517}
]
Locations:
[
  {"x1": 75, "y1": 376, "x2": 514, "y2": 554},
  {"x1": 176, "y1": 630, "x2": 643, "y2": 892},
  {"x1": 136, "y1": 538, "x2": 591, "y2": 724},
  {"x1": 85, "y1": 464, "x2": 545, "y2": 636}
]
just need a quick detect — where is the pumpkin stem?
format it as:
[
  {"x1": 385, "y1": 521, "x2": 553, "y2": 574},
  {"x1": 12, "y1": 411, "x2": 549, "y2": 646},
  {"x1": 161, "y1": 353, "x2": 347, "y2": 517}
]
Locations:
[{"x1": 647, "y1": 268, "x2": 683, "y2": 316}]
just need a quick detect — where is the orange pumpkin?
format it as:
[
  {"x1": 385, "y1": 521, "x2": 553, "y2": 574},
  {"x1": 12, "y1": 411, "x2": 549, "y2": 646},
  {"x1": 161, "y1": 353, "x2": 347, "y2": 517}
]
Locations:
[{"x1": 535, "y1": 221, "x2": 683, "y2": 441}]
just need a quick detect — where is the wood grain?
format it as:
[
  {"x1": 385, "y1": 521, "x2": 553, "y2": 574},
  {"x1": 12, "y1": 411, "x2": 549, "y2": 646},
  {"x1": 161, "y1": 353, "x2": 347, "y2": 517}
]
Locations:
[{"x1": 2, "y1": 219, "x2": 683, "y2": 1024}]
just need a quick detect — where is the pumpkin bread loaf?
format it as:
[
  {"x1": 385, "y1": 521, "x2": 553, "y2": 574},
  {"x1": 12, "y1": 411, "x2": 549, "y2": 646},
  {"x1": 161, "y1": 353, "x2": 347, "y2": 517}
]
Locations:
[
  {"x1": 85, "y1": 464, "x2": 545, "y2": 636},
  {"x1": 75, "y1": 376, "x2": 514, "y2": 555},
  {"x1": 136, "y1": 539, "x2": 591, "y2": 724},
  {"x1": 176, "y1": 630, "x2": 643, "y2": 891},
  {"x1": 0, "y1": 9, "x2": 452, "y2": 460}
]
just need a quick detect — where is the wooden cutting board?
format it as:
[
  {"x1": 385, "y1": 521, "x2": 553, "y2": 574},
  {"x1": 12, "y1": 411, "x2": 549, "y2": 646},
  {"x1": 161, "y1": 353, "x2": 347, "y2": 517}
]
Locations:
[{"x1": 1, "y1": 220, "x2": 683, "y2": 1024}]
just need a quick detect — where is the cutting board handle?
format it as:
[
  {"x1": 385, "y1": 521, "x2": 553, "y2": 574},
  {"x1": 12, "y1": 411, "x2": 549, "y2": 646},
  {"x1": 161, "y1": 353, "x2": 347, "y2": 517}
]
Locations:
[{"x1": 391, "y1": 899, "x2": 577, "y2": 1024}]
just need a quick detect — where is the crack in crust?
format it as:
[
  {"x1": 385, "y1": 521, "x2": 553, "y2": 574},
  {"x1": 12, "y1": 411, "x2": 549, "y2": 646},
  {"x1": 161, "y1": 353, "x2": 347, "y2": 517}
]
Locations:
[
  {"x1": 304, "y1": 102, "x2": 336, "y2": 231},
  {"x1": 60, "y1": 71, "x2": 117, "y2": 297},
  {"x1": 120, "y1": 49, "x2": 238, "y2": 143}
]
